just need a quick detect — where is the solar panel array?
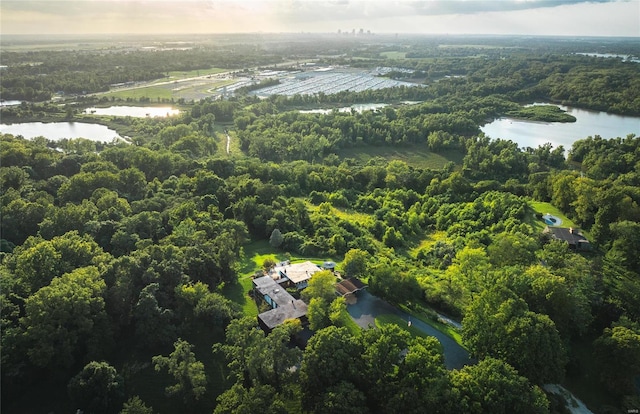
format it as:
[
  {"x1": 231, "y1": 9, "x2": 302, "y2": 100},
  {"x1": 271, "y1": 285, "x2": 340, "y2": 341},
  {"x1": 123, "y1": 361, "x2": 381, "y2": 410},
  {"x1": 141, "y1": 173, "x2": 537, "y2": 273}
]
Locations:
[{"x1": 252, "y1": 71, "x2": 417, "y2": 96}]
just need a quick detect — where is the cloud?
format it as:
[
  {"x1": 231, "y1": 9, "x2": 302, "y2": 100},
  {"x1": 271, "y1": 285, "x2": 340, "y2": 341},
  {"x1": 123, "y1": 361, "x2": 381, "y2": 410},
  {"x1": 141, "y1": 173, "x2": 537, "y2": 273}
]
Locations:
[
  {"x1": 0, "y1": 0, "x2": 637, "y2": 35},
  {"x1": 409, "y1": 0, "x2": 618, "y2": 15}
]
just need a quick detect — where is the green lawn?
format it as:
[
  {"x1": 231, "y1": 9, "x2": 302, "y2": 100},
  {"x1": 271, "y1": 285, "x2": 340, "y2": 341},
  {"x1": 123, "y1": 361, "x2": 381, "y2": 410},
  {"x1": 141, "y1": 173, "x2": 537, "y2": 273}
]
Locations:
[
  {"x1": 380, "y1": 51, "x2": 407, "y2": 59},
  {"x1": 398, "y1": 303, "x2": 465, "y2": 347},
  {"x1": 335, "y1": 307, "x2": 362, "y2": 336},
  {"x1": 529, "y1": 200, "x2": 580, "y2": 231},
  {"x1": 375, "y1": 313, "x2": 432, "y2": 339},
  {"x1": 102, "y1": 85, "x2": 174, "y2": 101},
  {"x1": 336, "y1": 146, "x2": 464, "y2": 170}
]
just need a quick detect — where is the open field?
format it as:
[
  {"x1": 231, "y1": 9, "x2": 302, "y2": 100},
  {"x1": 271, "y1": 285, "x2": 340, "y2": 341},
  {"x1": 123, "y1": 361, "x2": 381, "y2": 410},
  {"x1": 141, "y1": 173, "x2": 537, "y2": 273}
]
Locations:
[
  {"x1": 337, "y1": 146, "x2": 464, "y2": 170},
  {"x1": 102, "y1": 78, "x2": 238, "y2": 101},
  {"x1": 380, "y1": 51, "x2": 407, "y2": 59}
]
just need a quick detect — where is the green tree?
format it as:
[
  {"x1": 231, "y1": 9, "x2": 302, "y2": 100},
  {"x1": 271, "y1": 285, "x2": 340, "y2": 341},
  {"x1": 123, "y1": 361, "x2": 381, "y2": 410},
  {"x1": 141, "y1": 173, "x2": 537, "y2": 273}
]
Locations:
[
  {"x1": 342, "y1": 248, "x2": 370, "y2": 278},
  {"x1": 269, "y1": 228, "x2": 284, "y2": 248},
  {"x1": 487, "y1": 232, "x2": 537, "y2": 267},
  {"x1": 214, "y1": 317, "x2": 265, "y2": 385},
  {"x1": 301, "y1": 269, "x2": 336, "y2": 303},
  {"x1": 21, "y1": 266, "x2": 110, "y2": 369},
  {"x1": 248, "y1": 320, "x2": 303, "y2": 390},
  {"x1": 450, "y1": 358, "x2": 549, "y2": 414},
  {"x1": 389, "y1": 336, "x2": 451, "y2": 414},
  {"x1": 134, "y1": 283, "x2": 176, "y2": 349},
  {"x1": 214, "y1": 383, "x2": 287, "y2": 414},
  {"x1": 307, "y1": 297, "x2": 330, "y2": 331},
  {"x1": 152, "y1": 339, "x2": 207, "y2": 403},
  {"x1": 316, "y1": 381, "x2": 370, "y2": 414},
  {"x1": 462, "y1": 287, "x2": 567, "y2": 384},
  {"x1": 120, "y1": 396, "x2": 153, "y2": 414},
  {"x1": 68, "y1": 361, "x2": 124, "y2": 414},
  {"x1": 593, "y1": 318, "x2": 640, "y2": 395},
  {"x1": 300, "y1": 326, "x2": 364, "y2": 411}
]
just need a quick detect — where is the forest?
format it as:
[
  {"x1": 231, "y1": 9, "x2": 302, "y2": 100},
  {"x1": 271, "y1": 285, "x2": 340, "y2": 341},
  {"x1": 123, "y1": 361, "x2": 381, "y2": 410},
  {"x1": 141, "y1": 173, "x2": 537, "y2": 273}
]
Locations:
[{"x1": 1, "y1": 34, "x2": 640, "y2": 414}]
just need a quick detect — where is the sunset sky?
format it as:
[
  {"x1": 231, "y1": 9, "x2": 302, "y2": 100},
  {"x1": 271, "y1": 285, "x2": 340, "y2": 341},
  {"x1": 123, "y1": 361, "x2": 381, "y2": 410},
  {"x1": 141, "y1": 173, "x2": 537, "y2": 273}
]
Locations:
[{"x1": 1, "y1": 0, "x2": 639, "y2": 37}]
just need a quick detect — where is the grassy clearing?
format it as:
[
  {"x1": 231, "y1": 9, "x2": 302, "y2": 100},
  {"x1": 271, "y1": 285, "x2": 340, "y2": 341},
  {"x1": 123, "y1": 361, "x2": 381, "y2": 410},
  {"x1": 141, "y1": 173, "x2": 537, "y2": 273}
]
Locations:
[
  {"x1": 375, "y1": 313, "x2": 431, "y2": 339},
  {"x1": 102, "y1": 85, "x2": 174, "y2": 101},
  {"x1": 409, "y1": 231, "x2": 448, "y2": 257},
  {"x1": 306, "y1": 202, "x2": 374, "y2": 228},
  {"x1": 529, "y1": 201, "x2": 579, "y2": 229},
  {"x1": 336, "y1": 145, "x2": 464, "y2": 170},
  {"x1": 381, "y1": 51, "x2": 407, "y2": 59},
  {"x1": 222, "y1": 275, "x2": 258, "y2": 317}
]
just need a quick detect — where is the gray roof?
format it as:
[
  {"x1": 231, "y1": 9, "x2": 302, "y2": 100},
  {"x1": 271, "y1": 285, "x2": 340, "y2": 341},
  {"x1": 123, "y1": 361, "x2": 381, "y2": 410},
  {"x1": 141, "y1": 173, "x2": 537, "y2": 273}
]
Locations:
[
  {"x1": 253, "y1": 275, "x2": 295, "y2": 308},
  {"x1": 545, "y1": 226, "x2": 589, "y2": 245},
  {"x1": 258, "y1": 300, "x2": 308, "y2": 330}
]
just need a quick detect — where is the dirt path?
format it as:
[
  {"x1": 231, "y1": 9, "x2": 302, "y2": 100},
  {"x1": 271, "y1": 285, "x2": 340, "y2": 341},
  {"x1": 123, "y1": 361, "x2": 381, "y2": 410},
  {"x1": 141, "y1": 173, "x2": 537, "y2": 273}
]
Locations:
[{"x1": 226, "y1": 133, "x2": 231, "y2": 154}]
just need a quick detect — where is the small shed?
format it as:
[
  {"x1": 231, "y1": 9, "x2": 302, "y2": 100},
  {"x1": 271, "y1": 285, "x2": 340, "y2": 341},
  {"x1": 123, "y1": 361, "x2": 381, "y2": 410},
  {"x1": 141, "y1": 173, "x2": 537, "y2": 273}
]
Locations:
[{"x1": 322, "y1": 261, "x2": 337, "y2": 271}]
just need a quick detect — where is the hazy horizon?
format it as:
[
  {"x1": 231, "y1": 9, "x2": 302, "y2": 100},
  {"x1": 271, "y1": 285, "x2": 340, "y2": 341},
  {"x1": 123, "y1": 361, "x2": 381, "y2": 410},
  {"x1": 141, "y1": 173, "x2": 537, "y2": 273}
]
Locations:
[{"x1": 1, "y1": 0, "x2": 639, "y2": 38}]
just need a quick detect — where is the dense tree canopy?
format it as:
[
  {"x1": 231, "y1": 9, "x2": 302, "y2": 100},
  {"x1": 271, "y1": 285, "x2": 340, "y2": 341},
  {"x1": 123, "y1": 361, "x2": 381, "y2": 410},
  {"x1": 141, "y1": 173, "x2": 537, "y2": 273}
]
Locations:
[{"x1": 1, "y1": 34, "x2": 639, "y2": 414}]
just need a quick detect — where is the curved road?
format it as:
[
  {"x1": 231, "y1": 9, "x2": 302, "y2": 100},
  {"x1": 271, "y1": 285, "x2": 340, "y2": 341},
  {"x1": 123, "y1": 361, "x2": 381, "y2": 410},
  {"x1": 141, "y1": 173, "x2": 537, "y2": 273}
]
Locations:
[{"x1": 347, "y1": 290, "x2": 474, "y2": 370}]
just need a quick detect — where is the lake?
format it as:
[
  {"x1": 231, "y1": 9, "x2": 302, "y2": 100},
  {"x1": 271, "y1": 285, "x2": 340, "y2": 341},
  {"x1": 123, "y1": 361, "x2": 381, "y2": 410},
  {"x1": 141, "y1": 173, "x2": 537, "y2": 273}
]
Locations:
[
  {"x1": 0, "y1": 122, "x2": 121, "y2": 142},
  {"x1": 481, "y1": 104, "x2": 640, "y2": 150},
  {"x1": 84, "y1": 106, "x2": 180, "y2": 117}
]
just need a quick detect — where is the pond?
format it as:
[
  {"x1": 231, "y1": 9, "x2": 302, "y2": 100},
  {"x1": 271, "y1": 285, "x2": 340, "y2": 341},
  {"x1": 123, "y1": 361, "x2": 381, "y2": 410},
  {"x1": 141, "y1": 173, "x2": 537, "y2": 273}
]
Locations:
[
  {"x1": 0, "y1": 122, "x2": 121, "y2": 142},
  {"x1": 481, "y1": 104, "x2": 640, "y2": 150},
  {"x1": 1, "y1": 100, "x2": 23, "y2": 107},
  {"x1": 84, "y1": 106, "x2": 180, "y2": 117}
]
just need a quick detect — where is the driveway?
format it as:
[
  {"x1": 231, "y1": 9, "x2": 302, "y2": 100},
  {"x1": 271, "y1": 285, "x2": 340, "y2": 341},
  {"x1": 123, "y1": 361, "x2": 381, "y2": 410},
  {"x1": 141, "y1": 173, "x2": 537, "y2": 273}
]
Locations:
[{"x1": 347, "y1": 290, "x2": 474, "y2": 370}]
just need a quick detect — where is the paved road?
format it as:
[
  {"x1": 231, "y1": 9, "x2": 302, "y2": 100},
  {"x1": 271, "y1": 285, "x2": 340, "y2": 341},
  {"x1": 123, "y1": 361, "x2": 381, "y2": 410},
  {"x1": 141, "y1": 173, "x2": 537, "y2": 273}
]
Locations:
[{"x1": 347, "y1": 290, "x2": 474, "y2": 370}]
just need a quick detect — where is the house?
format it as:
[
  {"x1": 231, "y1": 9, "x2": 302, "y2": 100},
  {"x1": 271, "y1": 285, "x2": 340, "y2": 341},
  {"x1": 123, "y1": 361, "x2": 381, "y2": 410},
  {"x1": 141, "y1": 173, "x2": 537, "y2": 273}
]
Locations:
[
  {"x1": 267, "y1": 260, "x2": 322, "y2": 290},
  {"x1": 543, "y1": 226, "x2": 591, "y2": 250},
  {"x1": 253, "y1": 275, "x2": 308, "y2": 333}
]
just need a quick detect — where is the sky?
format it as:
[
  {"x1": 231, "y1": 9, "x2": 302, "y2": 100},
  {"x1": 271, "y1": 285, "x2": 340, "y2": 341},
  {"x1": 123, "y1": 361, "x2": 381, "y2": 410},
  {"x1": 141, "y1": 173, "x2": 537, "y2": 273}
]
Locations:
[{"x1": 1, "y1": 0, "x2": 638, "y2": 37}]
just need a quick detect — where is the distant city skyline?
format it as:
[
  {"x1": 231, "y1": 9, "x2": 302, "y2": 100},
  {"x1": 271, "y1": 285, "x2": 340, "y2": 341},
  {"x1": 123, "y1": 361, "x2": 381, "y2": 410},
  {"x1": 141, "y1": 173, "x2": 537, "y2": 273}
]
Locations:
[{"x1": 1, "y1": 0, "x2": 638, "y2": 37}]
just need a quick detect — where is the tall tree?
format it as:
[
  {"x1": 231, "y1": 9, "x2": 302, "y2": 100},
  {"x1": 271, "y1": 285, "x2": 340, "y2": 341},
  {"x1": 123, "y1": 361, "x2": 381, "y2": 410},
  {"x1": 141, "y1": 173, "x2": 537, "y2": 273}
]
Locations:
[
  {"x1": 152, "y1": 339, "x2": 207, "y2": 403},
  {"x1": 21, "y1": 266, "x2": 110, "y2": 369},
  {"x1": 449, "y1": 358, "x2": 550, "y2": 414},
  {"x1": 462, "y1": 287, "x2": 567, "y2": 384},
  {"x1": 68, "y1": 361, "x2": 124, "y2": 414}
]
